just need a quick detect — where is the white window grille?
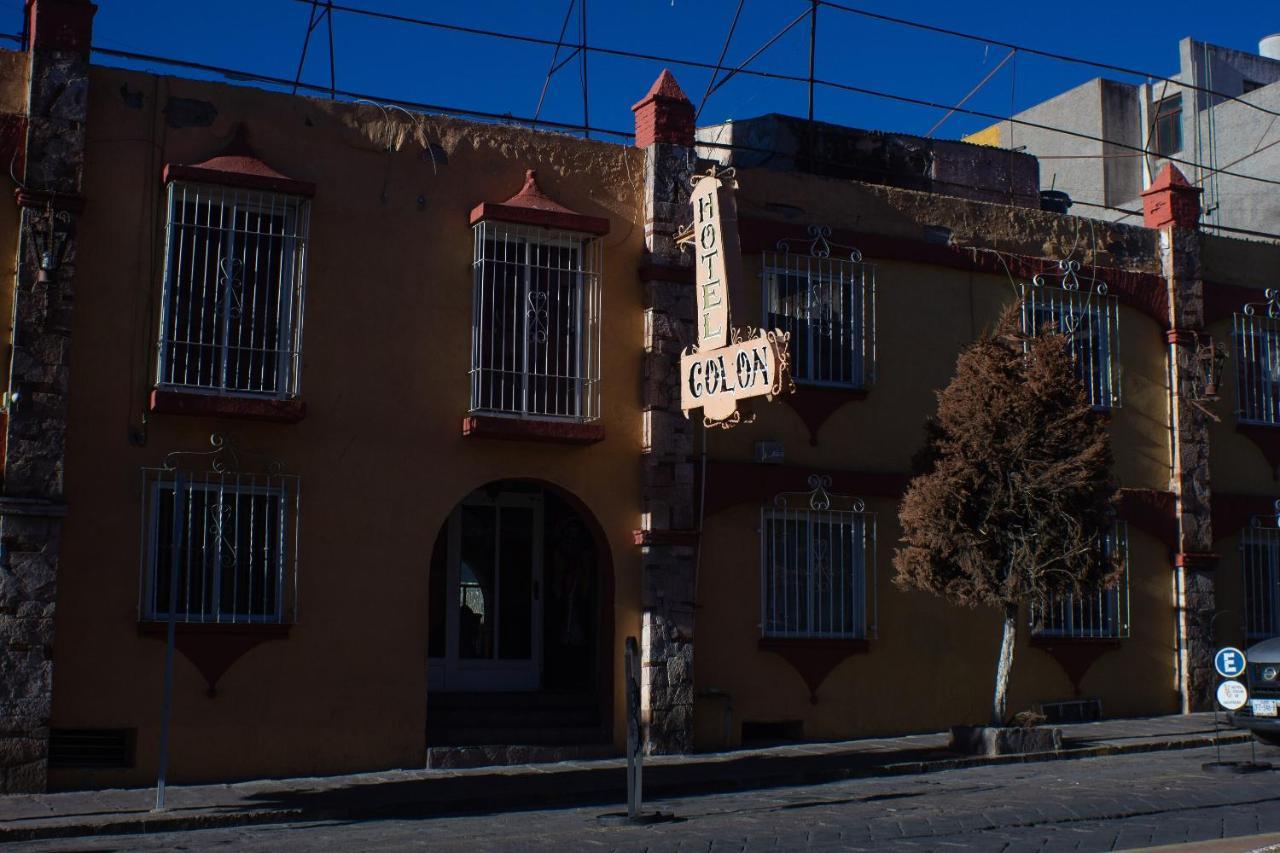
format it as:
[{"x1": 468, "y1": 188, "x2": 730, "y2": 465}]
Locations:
[
  {"x1": 760, "y1": 475, "x2": 876, "y2": 640},
  {"x1": 1242, "y1": 512, "x2": 1280, "y2": 642},
  {"x1": 139, "y1": 435, "x2": 300, "y2": 624},
  {"x1": 762, "y1": 226, "x2": 875, "y2": 389},
  {"x1": 1019, "y1": 260, "x2": 1121, "y2": 409},
  {"x1": 156, "y1": 182, "x2": 309, "y2": 398},
  {"x1": 1031, "y1": 524, "x2": 1130, "y2": 639},
  {"x1": 1234, "y1": 291, "x2": 1280, "y2": 425},
  {"x1": 470, "y1": 221, "x2": 602, "y2": 421}
]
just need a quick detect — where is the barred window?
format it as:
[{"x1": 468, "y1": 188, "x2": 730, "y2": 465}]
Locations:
[
  {"x1": 1031, "y1": 525, "x2": 1129, "y2": 639},
  {"x1": 470, "y1": 221, "x2": 602, "y2": 421},
  {"x1": 1242, "y1": 523, "x2": 1280, "y2": 642},
  {"x1": 760, "y1": 476, "x2": 875, "y2": 640},
  {"x1": 1234, "y1": 308, "x2": 1280, "y2": 425},
  {"x1": 141, "y1": 457, "x2": 300, "y2": 624},
  {"x1": 156, "y1": 182, "x2": 309, "y2": 398},
  {"x1": 1020, "y1": 269, "x2": 1121, "y2": 409},
  {"x1": 761, "y1": 243, "x2": 875, "y2": 388}
]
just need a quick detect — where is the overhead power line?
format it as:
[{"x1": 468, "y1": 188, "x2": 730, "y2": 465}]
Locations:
[{"x1": 816, "y1": 0, "x2": 1280, "y2": 123}]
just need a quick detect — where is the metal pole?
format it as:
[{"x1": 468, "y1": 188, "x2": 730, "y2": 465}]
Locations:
[
  {"x1": 625, "y1": 635, "x2": 640, "y2": 819},
  {"x1": 807, "y1": 0, "x2": 817, "y2": 122},
  {"x1": 155, "y1": 471, "x2": 186, "y2": 811},
  {"x1": 580, "y1": 0, "x2": 590, "y2": 138},
  {"x1": 325, "y1": 1, "x2": 337, "y2": 100}
]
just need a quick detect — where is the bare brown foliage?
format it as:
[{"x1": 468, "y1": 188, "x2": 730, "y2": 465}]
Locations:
[{"x1": 893, "y1": 303, "x2": 1118, "y2": 723}]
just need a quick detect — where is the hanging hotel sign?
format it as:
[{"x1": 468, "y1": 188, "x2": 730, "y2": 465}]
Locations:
[{"x1": 676, "y1": 168, "x2": 792, "y2": 429}]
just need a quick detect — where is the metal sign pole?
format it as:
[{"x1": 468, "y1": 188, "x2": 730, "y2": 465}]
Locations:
[{"x1": 155, "y1": 471, "x2": 185, "y2": 811}]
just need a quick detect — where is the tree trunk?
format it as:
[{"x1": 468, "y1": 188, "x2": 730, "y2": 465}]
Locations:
[{"x1": 991, "y1": 603, "x2": 1019, "y2": 727}]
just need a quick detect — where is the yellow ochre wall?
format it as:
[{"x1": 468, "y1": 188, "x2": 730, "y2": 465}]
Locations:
[
  {"x1": 692, "y1": 168, "x2": 1181, "y2": 748},
  {"x1": 49, "y1": 64, "x2": 645, "y2": 788}
]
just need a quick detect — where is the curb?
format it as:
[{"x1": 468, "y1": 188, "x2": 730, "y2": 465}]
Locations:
[{"x1": 0, "y1": 731, "x2": 1257, "y2": 843}]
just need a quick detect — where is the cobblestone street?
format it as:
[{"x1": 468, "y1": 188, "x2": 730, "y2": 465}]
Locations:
[{"x1": 14, "y1": 742, "x2": 1280, "y2": 852}]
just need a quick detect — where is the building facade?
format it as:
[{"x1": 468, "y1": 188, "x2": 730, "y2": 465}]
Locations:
[
  {"x1": 966, "y1": 36, "x2": 1280, "y2": 237},
  {"x1": 3, "y1": 0, "x2": 1280, "y2": 793}
]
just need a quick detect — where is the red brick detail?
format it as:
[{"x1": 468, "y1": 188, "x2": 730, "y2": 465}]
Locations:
[
  {"x1": 1212, "y1": 492, "x2": 1280, "y2": 540},
  {"x1": 1165, "y1": 328, "x2": 1199, "y2": 347},
  {"x1": 138, "y1": 622, "x2": 289, "y2": 697},
  {"x1": 758, "y1": 637, "x2": 870, "y2": 703},
  {"x1": 738, "y1": 218, "x2": 1171, "y2": 327},
  {"x1": 781, "y1": 386, "x2": 870, "y2": 446},
  {"x1": 632, "y1": 528, "x2": 699, "y2": 547},
  {"x1": 469, "y1": 170, "x2": 609, "y2": 236},
  {"x1": 704, "y1": 460, "x2": 909, "y2": 518},
  {"x1": 1141, "y1": 164, "x2": 1202, "y2": 230},
  {"x1": 14, "y1": 187, "x2": 84, "y2": 212},
  {"x1": 1174, "y1": 552, "x2": 1219, "y2": 570},
  {"x1": 632, "y1": 69, "x2": 695, "y2": 149},
  {"x1": 26, "y1": 0, "x2": 97, "y2": 56},
  {"x1": 1117, "y1": 487, "x2": 1178, "y2": 553},
  {"x1": 639, "y1": 261, "x2": 695, "y2": 285},
  {"x1": 1029, "y1": 638, "x2": 1121, "y2": 695},
  {"x1": 150, "y1": 389, "x2": 306, "y2": 423},
  {"x1": 163, "y1": 125, "x2": 315, "y2": 197},
  {"x1": 461, "y1": 415, "x2": 605, "y2": 445}
]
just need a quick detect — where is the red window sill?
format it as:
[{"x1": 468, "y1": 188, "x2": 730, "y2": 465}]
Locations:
[
  {"x1": 758, "y1": 637, "x2": 870, "y2": 654},
  {"x1": 150, "y1": 389, "x2": 306, "y2": 423},
  {"x1": 462, "y1": 414, "x2": 604, "y2": 445},
  {"x1": 137, "y1": 621, "x2": 291, "y2": 638},
  {"x1": 1030, "y1": 635, "x2": 1123, "y2": 648}
]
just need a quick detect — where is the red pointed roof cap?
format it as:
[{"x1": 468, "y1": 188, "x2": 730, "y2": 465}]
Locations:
[
  {"x1": 1142, "y1": 163, "x2": 1201, "y2": 196},
  {"x1": 632, "y1": 68, "x2": 692, "y2": 111},
  {"x1": 469, "y1": 169, "x2": 610, "y2": 236},
  {"x1": 162, "y1": 124, "x2": 316, "y2": 197}
]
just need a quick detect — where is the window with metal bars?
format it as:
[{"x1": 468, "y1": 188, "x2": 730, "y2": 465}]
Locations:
[
  {"x1": 470, "y1": 221, "x2": 602, "y2": 421},
  {"x1": 760, "y1": 250, "x2": 875, "y2": 389},
  {"x1": 1233, "y1": 309, "x2": 1280, "y2": 425},
  {"x1": 1242, "y1": 523, "x2": 1280, "y2": 642},
  {"x1": 1020, "y1": 277, "x2": 1121, "y2": 409},
  {"x1": 1030, "y1": 525, "x2": 1130, "y2": 640},
  {"x1": 156, "y1": 182, "x2": 309, "y2": 398},
  {"x1": 140, "y1": 467, "x2": 300, "y2": 624},
  {"x1": 760, "y1": 477, "x2": 875, "y2": 640}
]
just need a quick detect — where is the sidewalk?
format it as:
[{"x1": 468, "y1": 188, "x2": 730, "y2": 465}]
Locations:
[{"x1": 0, "y1": 713, "x2": 1255, "y2": 843}]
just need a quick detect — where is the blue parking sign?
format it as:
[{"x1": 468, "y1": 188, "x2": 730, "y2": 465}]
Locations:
[{"x1": 1215, "y1": 647, "x2": 1247, "y2": 679}]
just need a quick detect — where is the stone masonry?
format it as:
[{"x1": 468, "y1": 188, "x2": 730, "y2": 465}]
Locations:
[
  {"x1": 634, "y1": 71, "x2": 698, "y2": 754},
  {"x1": 0, "y1": 0, "x2": 95, "y2": 792},
  {"x1": 1143, "y1": 165, "x2": 1217, "y2": 713}
]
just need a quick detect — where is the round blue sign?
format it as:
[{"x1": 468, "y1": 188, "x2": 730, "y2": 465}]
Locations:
[{"x1": 1215, "y1": 647, "x2": 1247, "y2": 679}]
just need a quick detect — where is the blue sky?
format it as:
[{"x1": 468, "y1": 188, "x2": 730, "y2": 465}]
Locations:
[{"x1": 12, "y1": 1, "x2": 1278, "y2": 141}]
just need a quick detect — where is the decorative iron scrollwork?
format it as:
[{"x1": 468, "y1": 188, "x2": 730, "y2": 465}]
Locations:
[
  {"x1": 775, "y1": 224, "x2": 864, "y2": 264},
  {"x1": 162, "y1": 432, "x2": 285, "y2": 476},
  {"x1": 1243, "y1": 289, "x2": 1280, "y2": 319},
  {"x1": 772, "y1": 473, "x2": 866, "y2": 513},
  {"x1": 1031, "y1": 259, "x2": 1107, "y2": 296}
]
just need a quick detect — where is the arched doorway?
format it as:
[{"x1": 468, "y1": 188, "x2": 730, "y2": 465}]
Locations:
[{"x1": 426, "y1": 480, "x2": 611, "y2": 749}]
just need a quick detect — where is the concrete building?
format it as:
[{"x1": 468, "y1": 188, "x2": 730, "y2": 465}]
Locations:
[
  {"x1": 966, "y1": 36, "x2": 1280, "y2": 237},
  {"x1": 5, "y1": 0, "x2": 1280, "y2": 795}
]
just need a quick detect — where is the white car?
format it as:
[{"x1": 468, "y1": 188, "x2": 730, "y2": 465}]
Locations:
[{"x1": 1230, "y1": 638, "x2": 1280, "y2": 745}]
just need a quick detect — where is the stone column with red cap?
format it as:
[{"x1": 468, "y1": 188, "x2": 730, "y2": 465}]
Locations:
[
  {"x1": 1143, "y1": 164, "x2": 1217, "y2": 712},
  {"x1": 633, "y1": 70, "x2": 698, "y2": 754},
  {"x1": 0, "y1": 0, "x2": 96, "y2": 793}
]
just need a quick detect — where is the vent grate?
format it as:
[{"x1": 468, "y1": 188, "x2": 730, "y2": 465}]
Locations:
[
  {"x1": 49, "y1": 728, "x2": 136, "y2": 769},
  {"x1": 1039, "y1": 699, "x2": 1102, "y2": 724}
]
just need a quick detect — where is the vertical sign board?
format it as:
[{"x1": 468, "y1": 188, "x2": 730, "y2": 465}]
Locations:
[{"x1": 689, "y1": 174, "x2": 745, "y2": 350}]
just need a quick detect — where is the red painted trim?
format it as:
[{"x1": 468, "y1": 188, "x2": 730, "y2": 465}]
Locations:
[
  {"x1": 1213, "y1": 492, "x2": 1280, "y2": 541},
  {"x1": 163, "y1": 163, "x2": 315, "y2": 198},
  {"x1": 1235, "y1": 423, "x2": 1280, "y2": 480},
  {"x1": 1029, "y1": 638, "x2": 1121, "y2": 696},
  {"x1": 1203, "y1": 279, "x2": 1261, "y2": 327},
  {"x1": 1174, "y1": 551, "x2": 1219, "y2": 570},
  {"x1": 639, "y1": 262, "x2": 694, "y2": 285},
  {"x1": 1117, "y1": 487, "x2": 1178, "y2": 553},
  {"x1": 758, "y1": 637, "x2": 869, "y2": 703},
  {"x1": 468, "y1": 201, "x2": 610, "y2": 236},
  {"x1": 27, "y1": 0, "x2": 97, "y2": 55},
  {"x1": 739, "y1": 218, "x2": 1171, "y2": 327},
  {"x1": 15, "y1": 187, "x2": 84, "y2": 212},
  {"x1": 632, "y1": 528, "x2": 699, "y2": 547},
  {"x1": 138, "y1": 622, "x2": 290, "y2": 697},
  {"x1": 782, "y1": 385, "x2": 869, "y2": 446},
  {"x1": 150, "y1": 388, "x2": 306, "y2": 423},
  {"x1": 1166, "y1": 329, "x2": 1196, "y2": 347},
  {"x1": 704, "y1": 460, "x2": 908, "y2": 518},
  {"x1": 461, "y1": 414, "x2": 605, "y2": 445}
]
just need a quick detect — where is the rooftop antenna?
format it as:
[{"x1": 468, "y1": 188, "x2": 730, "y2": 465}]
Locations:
[{"x1": 293, "y1": 0, "x2": 337, "y2": 100}]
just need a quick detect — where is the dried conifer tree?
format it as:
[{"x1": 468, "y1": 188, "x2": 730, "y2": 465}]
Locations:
[{"x1": 893, "y1": 303, "x2": 1118, "y2": 727}]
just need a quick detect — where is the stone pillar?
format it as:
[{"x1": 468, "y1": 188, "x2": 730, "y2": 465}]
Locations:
[
  {"x1": 633, "y1": 70, "x2": 698, "y2": 754},
  {"x1": 1143, "y1": 165, "x2": 1216, "y2": 713},
  {"x1": 0, "y1": 0, "x2": 95, "y2": 793}
]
